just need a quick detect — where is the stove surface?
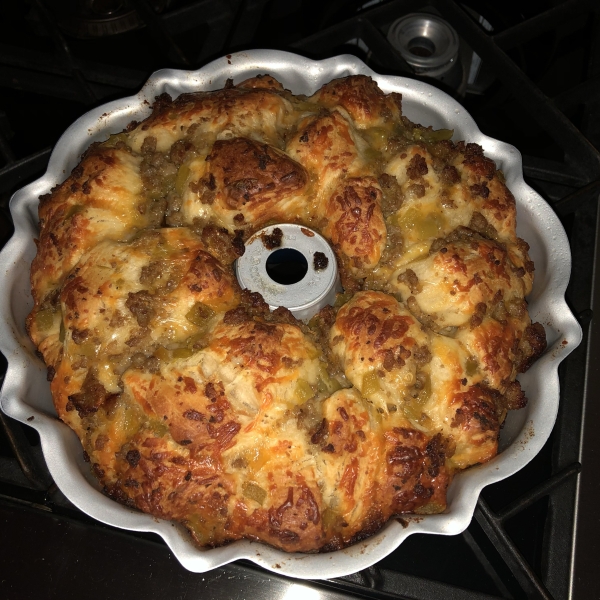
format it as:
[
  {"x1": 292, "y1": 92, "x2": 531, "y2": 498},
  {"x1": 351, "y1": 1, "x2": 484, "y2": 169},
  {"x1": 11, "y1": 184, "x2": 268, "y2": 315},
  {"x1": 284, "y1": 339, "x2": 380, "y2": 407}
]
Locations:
[{"x1": 1, "y1": 1, "x2": 599, "y2": 599}]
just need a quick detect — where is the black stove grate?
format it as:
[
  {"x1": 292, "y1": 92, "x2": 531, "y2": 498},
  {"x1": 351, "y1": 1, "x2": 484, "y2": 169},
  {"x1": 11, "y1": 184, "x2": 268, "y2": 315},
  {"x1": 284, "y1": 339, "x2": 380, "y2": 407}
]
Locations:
[{"x1": 1, "y1": 1, "x2": 599, "y2": 599}]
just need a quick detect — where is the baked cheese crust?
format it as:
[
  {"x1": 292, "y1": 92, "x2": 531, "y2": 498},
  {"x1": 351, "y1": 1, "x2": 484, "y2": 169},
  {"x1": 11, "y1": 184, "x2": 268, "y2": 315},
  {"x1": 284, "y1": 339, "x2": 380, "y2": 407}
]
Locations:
[{"x1": 27, "y1": 74, "x2": 546, "y2": 552}]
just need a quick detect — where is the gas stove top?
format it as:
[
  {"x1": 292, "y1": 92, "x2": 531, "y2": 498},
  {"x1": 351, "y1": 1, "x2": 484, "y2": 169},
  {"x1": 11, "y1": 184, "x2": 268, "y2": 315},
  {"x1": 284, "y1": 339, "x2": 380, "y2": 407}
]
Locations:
[{"x1": 1, "y1": 1, "x2": 599, "y2": 599}]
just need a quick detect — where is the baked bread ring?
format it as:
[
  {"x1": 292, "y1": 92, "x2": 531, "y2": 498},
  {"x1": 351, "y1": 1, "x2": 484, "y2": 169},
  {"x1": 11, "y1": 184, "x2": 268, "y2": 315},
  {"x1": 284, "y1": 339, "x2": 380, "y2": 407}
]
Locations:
[{"x1": 27, "y1": 74, "x2": 546, "y2": 552}]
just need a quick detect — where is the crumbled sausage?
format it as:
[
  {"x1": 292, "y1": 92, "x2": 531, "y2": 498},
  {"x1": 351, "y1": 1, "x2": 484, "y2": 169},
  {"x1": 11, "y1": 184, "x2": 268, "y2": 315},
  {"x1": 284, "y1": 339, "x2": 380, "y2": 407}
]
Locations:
[
  {"x1": 125, "y1": 291, "x2": 155, "y2": 327},
  {"x1": 125, "y1": 327, "x2": 149, "y2": 347},
  {"x1": 406, "y1": 183, "x2": 425, "y2": 199},
  {"x1": 440, "y1": 165, "x2": 460, "y2": 185},
  {"x1": 429, "y1": 139, "x2": 458, "y2": 162},
  {"x1": 71, "y1": 328, "x2": 89, "y2": 344},
  {"x1": 382, "y1": 345, "x2": 411, "y2": 371},
  {"x1": 440, "y1": 192, "x2": 456, "y2": 208},
  {"x1": 470, "y1": 302, "x2": 487, "y2": 329},
  {"x1": 139, "y1": 260, "x2": 168, "y2": 286},
  {"x1": 378, "y1": 173, "x2": 404, "y2": 217},
  {"x1": 169, "y1": 139, "x2": 195, "y2": 165},
  {"x1": 126, "y1": 449, "x2": 141, "y2": 467},
  {"x1": 412, "y1": 345, "x2": 432, "y2": 365},
  {"x1": 406, "y1": 154, "x2": 428, "y2": 179},
  {"x1": 313, "y1": 252, "x2": 328, "y2": 271},
  {"x1": 144, "y1": 356, "x2": 161, "y2": 373},
  {"x1": 67, "y1": 369, "x2": 112, "y2": 417},
  {"x1": 518, "y1": 322, "x2": 547, "y2": 372},
  {"x1": 261, "y1": 227, "x2": 283, "y2": 250},
  {"x1": 196, "y1": 223, "x2": 245, "y2": 265},
  {"x1": 397, "y1": 269, "x2": 421, "y2": 294},
  {"x1": 469, "y1": 212, "x2": 498, "y2": 240},
  {"x1": 310, "y1": 418, "x2": 328, "y2": 445},
  {"x1": 502, "y1": 380, "x2": 527, "y2": 410},
  {"x1": 141, "y1": 136, "x2": 157, "y2": 155},
  {"x1": 470, "y1": 183, "x2": 490, "y2": 198}
]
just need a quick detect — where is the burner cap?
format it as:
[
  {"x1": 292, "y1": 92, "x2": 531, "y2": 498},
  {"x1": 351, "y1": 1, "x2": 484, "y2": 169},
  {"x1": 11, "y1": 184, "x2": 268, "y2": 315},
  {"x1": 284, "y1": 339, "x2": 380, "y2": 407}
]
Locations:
[
  {"x1": 45, "y1": 0, "x2": 172, "y2": 39},
  {"x1": 388, "y1": 13, "x2": 460, "y2": 80}
]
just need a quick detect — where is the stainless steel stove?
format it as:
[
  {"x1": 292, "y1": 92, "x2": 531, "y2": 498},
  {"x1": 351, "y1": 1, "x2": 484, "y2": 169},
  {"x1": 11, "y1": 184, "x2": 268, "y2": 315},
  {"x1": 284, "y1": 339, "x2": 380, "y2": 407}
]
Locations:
[{"x1": 1, "y1": 1, "x2": 599, "y2": 598}]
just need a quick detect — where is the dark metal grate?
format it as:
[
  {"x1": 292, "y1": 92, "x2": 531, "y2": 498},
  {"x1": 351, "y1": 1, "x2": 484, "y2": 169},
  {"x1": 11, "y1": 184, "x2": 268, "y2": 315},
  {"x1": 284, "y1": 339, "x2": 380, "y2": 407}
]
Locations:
[{"x1": 1, "y1": 1, "x2": 600, "y2": 599}]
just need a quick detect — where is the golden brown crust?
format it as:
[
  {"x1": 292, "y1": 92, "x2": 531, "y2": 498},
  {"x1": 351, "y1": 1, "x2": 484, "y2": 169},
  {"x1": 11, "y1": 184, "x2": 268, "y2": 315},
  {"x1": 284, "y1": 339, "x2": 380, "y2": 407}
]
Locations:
[
  {"x1": 330, "y1": 291, "x2": 429, "y2": 413},
  {"x1": 27, "y1": 74, "x2": 546, "y2": 553},
  {"x1": 286, "y1": 111, "x2": 365, "y2": 202},
  {"x1": 200, "y1": 137, "x2": 309, "y2": 229},
  {"x1": 31, "y1": 145, "x2": 145, "y2": 304},
  {"x1": 323, "y1": 177, "x2": 386, "y2": 274},
  {"x1": 311, "y1": 75, "x2": 402, "y2": 128}
]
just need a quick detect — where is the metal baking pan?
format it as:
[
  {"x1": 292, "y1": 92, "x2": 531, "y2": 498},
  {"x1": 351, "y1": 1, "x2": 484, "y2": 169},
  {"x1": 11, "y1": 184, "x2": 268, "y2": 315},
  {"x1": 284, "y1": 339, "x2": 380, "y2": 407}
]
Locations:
[{"x1": 0, "y1": 49, "x2": 582, "y2": 579}]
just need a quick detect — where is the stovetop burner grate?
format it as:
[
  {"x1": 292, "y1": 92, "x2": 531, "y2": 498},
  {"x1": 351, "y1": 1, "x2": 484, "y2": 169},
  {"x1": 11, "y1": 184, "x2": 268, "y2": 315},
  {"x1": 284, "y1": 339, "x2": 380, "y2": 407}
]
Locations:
[{"x1": 1, "y1": 1, "x2": 599, "y2": 598}]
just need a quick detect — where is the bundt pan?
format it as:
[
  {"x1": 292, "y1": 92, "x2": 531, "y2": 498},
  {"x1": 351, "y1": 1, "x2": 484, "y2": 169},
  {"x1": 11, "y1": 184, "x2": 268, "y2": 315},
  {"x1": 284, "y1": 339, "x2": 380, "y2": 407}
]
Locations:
[{"x1": 0, "y1": 50, "x2": 582, "y2": 579}]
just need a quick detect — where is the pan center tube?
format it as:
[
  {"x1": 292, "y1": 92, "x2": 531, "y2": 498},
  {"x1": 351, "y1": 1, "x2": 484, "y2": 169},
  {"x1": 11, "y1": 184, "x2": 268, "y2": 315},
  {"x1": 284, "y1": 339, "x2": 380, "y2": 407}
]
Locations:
[{"x1": 235, "y1": 223, "x2": 341, "y2": 321}]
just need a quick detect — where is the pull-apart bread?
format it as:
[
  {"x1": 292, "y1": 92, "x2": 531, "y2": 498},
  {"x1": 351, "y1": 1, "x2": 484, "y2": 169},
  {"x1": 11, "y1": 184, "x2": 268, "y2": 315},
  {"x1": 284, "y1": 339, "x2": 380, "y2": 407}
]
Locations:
[{"x1": 27, "y1": 74, "x2": 546, "y2": 552}]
